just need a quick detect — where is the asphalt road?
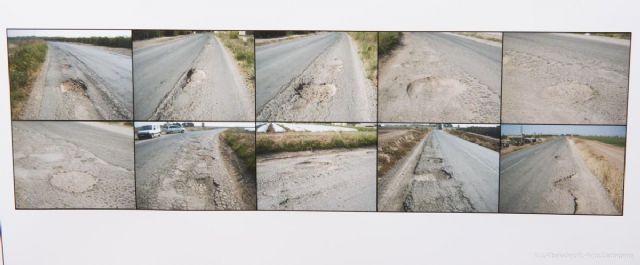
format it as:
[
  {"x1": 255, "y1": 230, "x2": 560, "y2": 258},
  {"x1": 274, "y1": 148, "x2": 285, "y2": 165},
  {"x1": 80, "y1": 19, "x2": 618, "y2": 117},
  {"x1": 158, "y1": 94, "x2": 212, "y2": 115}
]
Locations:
[
  {"x1": 257, "y1": 148, "x2": 377, "y2": 211},
  {"x1": 502, "y1": 33, "x2": 630, "y2": 124},
  {"x1": 22, "y1": 42, "x2": 133, "y2": 119},
  {"x1": 12, "y1": 122, "x2": 134, "y2": 208},
  {"x1": 378, "y1": 130, "x2": 498, "y2": 212},
  {"x1": 135, "y1": 129, "x2": 254, "y2": 210},
  {"x1": 379, "y1": 32, "x2": 502, "y2": 123},
  {"x1": 256, "y1": 33, "x2": 339, "y2": 109},
  {"x1": 256, "y1": 32, "x2": 376, "y2": 121},
  {"x1": 133, "y1": 34, "x2": 253, "y2": 120},
  {"x1": 500, "y1": 137, "x2": 618, "y2": 215}
]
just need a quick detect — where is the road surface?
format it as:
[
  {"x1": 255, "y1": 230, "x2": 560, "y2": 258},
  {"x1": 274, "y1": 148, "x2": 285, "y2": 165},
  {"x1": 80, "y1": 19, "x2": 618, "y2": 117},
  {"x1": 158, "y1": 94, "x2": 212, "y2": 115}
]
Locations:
[
  {"x1": 378, "y1": 130, "x2": 499, "y2": 212},
  {"x1": 379, "y1": 32, "x2": 502, "y2": 123},
  {"x1": 502, "y1": 33, "x2": 630, "y2": 124},
  {"x1": 135, "y1": 129, "x2": 255, "y2": 210},
  {"x1": 22, "y1": 42, "x2": 133, "y2": 120},
  {"x1": 500, "y1": 137, "x2": 618, "y2": 215},
  {"x1": 256, "y1": 32, "x2": 376, "y2": 121},
  {"x1": 12, "y1": 122, "x2": 134, "y2": 208},
  {"x1": 133, "y1": 34, "x2": 253, "y2": 120},
  {"x1": 257, "y1": 148, "x2": 376, "y2": 211}
]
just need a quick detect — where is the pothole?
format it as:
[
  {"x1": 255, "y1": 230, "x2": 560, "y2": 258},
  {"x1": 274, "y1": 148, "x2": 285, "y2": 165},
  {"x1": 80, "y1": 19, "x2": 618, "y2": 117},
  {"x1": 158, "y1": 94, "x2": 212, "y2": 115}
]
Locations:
[
  {"x1": 62, "y1": 64, "x2": 72, "y2": 69},
  {"x1": 294, "y1": 82, "x2": 337, "y2": 102},
  {"x1": 406, "y1": 76, "x2": 467, "y2": 99},
  {"x1": 180, "y1": 68, "x2": 206, "y2": 89},
  {"x1": 542, "y1": 82, "x2": 596, "y2": 103},
  {"x1": 425, "y1": 157, "x2": 443, "y2": 164},
  {"x1": 436, "y1": 166, "x2": 453, "y2": 180},
  {"x1": 60, "y1": 79, "x2": 88, "y2": 95},
  {"x1": 49, "y1": 171, "x2": 97, "y2": 193}
]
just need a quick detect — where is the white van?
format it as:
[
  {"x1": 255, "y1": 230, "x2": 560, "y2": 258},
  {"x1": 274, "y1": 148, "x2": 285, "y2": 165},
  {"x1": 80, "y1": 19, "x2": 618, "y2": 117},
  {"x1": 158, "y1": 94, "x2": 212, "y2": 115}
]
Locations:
[{"x1": 137, "y1": 124, "x2": 162, "y2": 139}]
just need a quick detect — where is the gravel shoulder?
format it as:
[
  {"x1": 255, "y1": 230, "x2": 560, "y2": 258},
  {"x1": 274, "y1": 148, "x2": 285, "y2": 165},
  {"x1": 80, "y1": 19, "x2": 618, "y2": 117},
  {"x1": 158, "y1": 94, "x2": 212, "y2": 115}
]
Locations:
[
  {"x1": 12, "y1": 122, "x2": 134, "y2": 209},
  {"x1": 257, "y1": 148, "x2": 376, "y2": 211}
]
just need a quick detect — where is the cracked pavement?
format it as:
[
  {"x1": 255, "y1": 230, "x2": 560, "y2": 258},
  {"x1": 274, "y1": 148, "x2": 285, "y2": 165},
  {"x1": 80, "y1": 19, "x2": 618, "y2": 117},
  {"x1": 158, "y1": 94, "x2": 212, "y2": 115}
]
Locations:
[
  {"x1": 378, "y1": 130, "x2": 499, "y2": 212},
  {"x1": 500, "y1": 137, "x2": 618, "y2": 215},
  {"x1": 135, "y1": 129, "x2": 255, "y2": 210},
  {"x1": 12, "y1": 122, "x2": 134, "y2": 208}
]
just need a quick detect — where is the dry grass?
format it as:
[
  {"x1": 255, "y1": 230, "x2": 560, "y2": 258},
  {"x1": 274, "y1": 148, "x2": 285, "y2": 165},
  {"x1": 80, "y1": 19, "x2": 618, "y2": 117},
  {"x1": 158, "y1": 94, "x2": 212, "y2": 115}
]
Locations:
[
  {"x1": 257, "y1": 131, "x2": 376, "y2": 155},
  {"x1": 573, "y1": 138, "x2": 624, "y2": 212},
  {"x1": 8, "y1": 39, "x2": 48, "y2": 118},
  {"x1": 221, "y1": 128, "x2": 256, "y2": 173},
  {"x1": 347, "y1": 32, "x2": 378, "y2": 85},
  {"x1": 448, "y1": 130, "x2": 500, "y2": 152},
  {"x1": 455, "y1": 32, "x2": 502, "y2": 43},
  {"x1": 377, "y1": 128, "x2": 429, "y2": 177},
  {"x1": 216, "y1": 31, "x2": 255, "y2": 95}
]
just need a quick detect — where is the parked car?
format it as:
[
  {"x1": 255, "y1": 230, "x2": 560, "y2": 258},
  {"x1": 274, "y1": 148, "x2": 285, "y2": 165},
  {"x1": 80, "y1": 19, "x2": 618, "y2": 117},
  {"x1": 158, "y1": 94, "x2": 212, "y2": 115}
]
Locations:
[
  {"x1": 137, "y1": 125, "x2": 162, "y2": 139},
  {"x1": 166, "y1": 124, "x2": 185, "y2": 134}
]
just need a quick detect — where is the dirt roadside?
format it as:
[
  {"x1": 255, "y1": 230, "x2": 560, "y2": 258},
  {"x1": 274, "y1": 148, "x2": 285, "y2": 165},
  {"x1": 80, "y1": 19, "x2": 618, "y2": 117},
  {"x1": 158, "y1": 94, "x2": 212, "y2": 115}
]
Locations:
[{"x1": 571, "y1": 137, "x2": 625, "y2": 212}]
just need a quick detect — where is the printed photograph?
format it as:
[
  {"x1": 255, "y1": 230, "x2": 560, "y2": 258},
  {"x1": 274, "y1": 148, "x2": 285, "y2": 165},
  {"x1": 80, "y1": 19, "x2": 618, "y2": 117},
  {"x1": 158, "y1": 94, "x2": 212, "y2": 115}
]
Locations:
[
  {"x1": 255, "y1": 31, "x2": 377, "y2": 122},
  {"x1": 135, "y1": 122, "x2": 256, "y2": 210},
  {"x1": 501, "y1": 33, "x2": 631, "y2": 124},
  {"x1": 256, "y1": 123, "x2": 377, "y2": 211},
  {"x1": 132, "y1": 30, "x2": 255, "y2": 121},
  {"x1": 7, "y1": 29, "x2": 133, "y2": 120},
  {"x1": 12, "y1": 121, "x2": 135, "y2": 209},
  {"x1": 378, "y1": 123, "x2": 499, "y2": 212},
  {"x1": 378, "y1": 32, "x2": 502, "y2": 123},
  {"x1": 500, "y1": 125, "x2": 626, "y2": 215}
]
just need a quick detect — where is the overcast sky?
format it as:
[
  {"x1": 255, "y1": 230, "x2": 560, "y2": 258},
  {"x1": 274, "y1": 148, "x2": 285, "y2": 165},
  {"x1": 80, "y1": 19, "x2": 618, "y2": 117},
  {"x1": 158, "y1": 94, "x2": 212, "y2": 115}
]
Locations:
[
  {"x1": 7, "y1": 30, "x2": 130, "y2": 38},
  {"x1": 501, "y1": 125, "x2": 626, "y2": 136},
  {"x1": 134, "y1": 122, "x2": 254, "y2": 128}
]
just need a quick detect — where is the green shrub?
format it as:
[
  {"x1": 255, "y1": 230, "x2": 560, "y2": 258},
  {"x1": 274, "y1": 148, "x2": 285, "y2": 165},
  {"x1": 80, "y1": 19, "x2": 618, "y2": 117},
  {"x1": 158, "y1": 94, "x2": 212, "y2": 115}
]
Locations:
[
  {"x1": 379, "y1": 32, "x2": 402, "y2": 57},
  {"x1": 8, "y1": 40, "x2": 48, "y2": 118}
]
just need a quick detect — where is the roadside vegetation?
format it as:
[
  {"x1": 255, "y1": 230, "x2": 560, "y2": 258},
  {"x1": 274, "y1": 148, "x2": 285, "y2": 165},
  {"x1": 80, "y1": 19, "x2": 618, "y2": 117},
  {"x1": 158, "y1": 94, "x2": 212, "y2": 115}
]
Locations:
[
  {"x1": 44, "y1": 36, "x2": 131, "y2": 48},
  {"x1": 132, "y1": 30, "x2": 195, "y2": 41},
  {"x1": 216, "y1": 31, "x2": 255, "y2": 94},
  {"x1": 378, "y1": 32, "x2": 402, "y2": 58},
  {"x1": 257, "y1": 131, "x2": 376, "y2": 155},
  {"x1": 377, "y1": 129, "x2": 429, "y2": 178},
  {"x1": 8, "y1": 39, "x2": 48, "y2": 118},
  {"x1": 579, "y1": 136, "x2": 626, "y2": 148},
  {"x1": 455, "y1": 32, "x2": 502, "y2": 43},
  {"x1": 577, "y1": 33, "x2": 631, "y2": 40},
  {"x1": 254, "y1": 31, "x2": 316, "y2": 39},
  {"x1": 348, "y1": 32, "x2": 378, "y2": 83},
  {"x1": 573, "y1": 137, "x2": 625, "y2": 212},
  {"x1": 448, "y1": 128, "x2": 500, "y2": 152},
  {"x1": 221, "y1": 128, "x2": 256, "y2": 173}
]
